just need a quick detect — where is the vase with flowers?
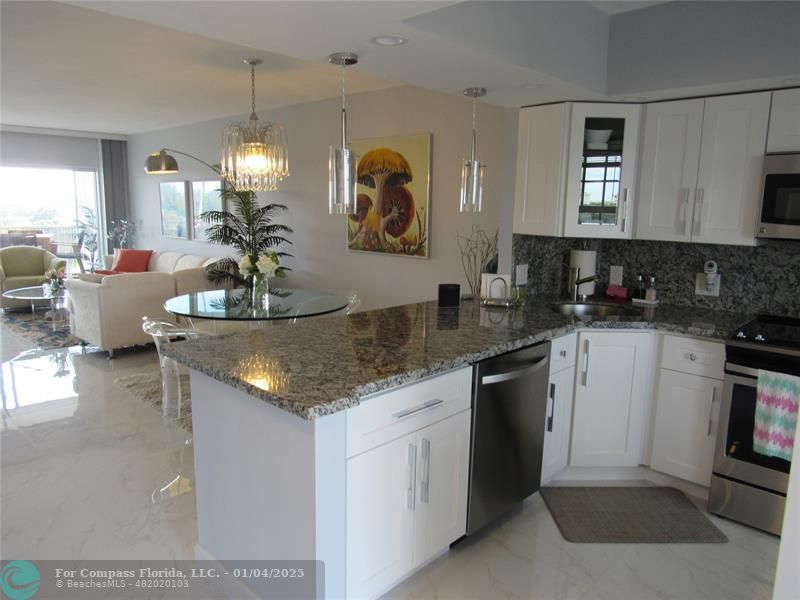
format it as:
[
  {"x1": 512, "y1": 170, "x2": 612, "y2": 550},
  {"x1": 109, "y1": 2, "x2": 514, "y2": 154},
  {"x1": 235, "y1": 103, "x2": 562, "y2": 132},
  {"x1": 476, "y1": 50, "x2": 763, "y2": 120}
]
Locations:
[
  {"x1": 238, "y1": 251, "x2": 287, "y2": 303},
  {"x1": 43, "y1": 269, "x2": 65, "y2": 296}
]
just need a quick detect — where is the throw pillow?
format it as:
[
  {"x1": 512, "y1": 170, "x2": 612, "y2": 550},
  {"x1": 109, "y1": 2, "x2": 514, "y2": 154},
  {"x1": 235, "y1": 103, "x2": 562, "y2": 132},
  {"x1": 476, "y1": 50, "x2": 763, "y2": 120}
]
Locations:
[{"x1": 111, "y1": 249, "x2": 153, "y2": 273}]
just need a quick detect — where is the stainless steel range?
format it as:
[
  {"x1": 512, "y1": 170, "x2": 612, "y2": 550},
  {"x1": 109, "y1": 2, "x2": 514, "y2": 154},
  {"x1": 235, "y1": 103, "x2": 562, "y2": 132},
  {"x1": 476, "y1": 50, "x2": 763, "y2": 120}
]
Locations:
[{"x1": 708, "y1": 315, "x2": 800, "y2": 535}]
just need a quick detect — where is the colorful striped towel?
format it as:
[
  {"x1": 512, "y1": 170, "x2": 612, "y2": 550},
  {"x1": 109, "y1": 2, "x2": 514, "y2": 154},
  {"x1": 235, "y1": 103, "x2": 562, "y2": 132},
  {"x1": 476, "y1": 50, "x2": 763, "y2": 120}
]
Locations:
[{"x1": 754, "y1": 370, "x2": 800, "y2": 462}]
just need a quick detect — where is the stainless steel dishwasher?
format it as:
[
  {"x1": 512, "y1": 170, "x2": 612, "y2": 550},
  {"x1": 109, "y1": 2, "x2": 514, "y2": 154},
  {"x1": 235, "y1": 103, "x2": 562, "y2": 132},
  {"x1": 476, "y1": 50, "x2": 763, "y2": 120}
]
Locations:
[{"x1": 466, "y1": 341, "x2": 551, "y2": 535}]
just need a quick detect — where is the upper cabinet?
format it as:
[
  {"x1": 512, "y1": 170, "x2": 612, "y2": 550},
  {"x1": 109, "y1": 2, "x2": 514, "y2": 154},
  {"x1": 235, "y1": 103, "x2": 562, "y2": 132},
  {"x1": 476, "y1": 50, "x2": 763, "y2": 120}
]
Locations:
[
  {"x1": 767, "y1": 88, "x2": 800, "y2": 153},
  {"x1": 636, "y1": 99, "x2": 705, "y2": 242},
  {"x1": 513, "y1": 104, "x2": 569, "y2": 237},
  {"x1": 564, "y1": 103, "x2": 641, "y2": 239},
  {"x1": 694, "y1": 92, "x2": 770, "y2": 245},
  {"x1": 635, "y1": 92, "x2": 770, "y2": 246}
]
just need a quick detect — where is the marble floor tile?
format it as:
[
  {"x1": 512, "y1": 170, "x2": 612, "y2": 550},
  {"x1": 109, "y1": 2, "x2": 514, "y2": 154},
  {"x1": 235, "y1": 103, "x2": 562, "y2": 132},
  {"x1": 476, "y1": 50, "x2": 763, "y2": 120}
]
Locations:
[{"x1": 0, "y1": 322, "x2": 781, "y2": 600}]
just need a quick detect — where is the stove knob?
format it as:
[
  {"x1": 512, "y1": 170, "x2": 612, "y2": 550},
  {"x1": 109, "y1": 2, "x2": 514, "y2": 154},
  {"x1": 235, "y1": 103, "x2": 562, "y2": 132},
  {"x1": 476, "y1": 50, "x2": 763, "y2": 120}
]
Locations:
[
  {"x1": 735, "y1": 331, "x2": 747, "y2": 339},
  {"x1": 754, "y1": 334, "x2": 766, "y2": 342}
]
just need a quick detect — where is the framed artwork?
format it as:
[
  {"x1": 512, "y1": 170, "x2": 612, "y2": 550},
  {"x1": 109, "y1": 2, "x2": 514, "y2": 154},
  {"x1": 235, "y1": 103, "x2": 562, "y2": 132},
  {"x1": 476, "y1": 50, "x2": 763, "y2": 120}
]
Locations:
[
  {"x1": 159, "y1": 181, "x2": 190, "y2": 239},
  {"x1": 347, "y1": 133, "x2": 431, "y2": 258},
  {"x1": 191, "y1": 180, "x2": 224, "y2": 241}
]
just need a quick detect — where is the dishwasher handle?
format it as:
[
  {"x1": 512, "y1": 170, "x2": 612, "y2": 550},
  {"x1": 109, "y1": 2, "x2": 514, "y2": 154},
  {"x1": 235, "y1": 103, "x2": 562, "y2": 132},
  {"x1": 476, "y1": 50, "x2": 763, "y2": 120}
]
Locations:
[{"x1": 481, "y1": 356, "x2": 549, "y2": 385}]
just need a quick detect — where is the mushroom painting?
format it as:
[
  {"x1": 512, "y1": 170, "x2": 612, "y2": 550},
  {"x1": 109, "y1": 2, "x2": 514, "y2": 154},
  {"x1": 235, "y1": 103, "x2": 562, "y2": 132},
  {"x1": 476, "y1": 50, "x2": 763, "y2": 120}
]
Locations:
[{"x1": 347, "y1": 134, "x2": 430, "y2": 258}]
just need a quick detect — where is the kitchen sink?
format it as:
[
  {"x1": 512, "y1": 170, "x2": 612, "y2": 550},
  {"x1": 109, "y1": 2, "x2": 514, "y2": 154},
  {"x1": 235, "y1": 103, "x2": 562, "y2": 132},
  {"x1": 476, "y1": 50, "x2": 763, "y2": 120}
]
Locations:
[{"x1": 551, "y1": 302, "x2": 640, "y2": 318}]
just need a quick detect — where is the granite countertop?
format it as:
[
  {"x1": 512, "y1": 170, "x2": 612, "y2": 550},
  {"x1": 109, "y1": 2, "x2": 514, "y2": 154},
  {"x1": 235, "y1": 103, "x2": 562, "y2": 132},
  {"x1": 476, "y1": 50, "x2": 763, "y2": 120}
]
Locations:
[{"x1": 161, "y1": 297, "x2": 753, "y2": 420}]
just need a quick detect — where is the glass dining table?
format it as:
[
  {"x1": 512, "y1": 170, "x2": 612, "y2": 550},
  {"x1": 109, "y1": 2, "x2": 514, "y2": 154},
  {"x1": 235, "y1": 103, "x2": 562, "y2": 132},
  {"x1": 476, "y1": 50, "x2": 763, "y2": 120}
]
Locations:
[{"x1": 164, "y1": 287, "x2": 351, "y2": 330}]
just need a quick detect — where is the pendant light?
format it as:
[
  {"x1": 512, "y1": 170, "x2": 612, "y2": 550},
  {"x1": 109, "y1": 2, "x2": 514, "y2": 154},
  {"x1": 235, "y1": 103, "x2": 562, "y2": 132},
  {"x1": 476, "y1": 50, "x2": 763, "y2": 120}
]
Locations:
[
  {"x1": 459, "y1": 87, "x2": 487, "y2": 213},
  {"x1": 220, "y1": 59, "x2": 289, "y2": 192},
  {"x1": 328, "y1": 52, "x2": 358, "y2": 215}
]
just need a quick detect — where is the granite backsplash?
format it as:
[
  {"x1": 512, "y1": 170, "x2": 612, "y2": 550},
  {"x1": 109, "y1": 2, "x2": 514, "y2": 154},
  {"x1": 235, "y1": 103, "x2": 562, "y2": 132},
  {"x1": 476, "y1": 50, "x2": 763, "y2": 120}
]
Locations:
[{"x1": 512, "y1": 235, "x2": 800, "y2": 317}]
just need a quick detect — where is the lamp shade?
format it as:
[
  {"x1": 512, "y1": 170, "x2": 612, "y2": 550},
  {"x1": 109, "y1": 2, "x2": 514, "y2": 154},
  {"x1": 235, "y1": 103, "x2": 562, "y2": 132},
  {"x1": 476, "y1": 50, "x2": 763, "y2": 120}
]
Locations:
[{"x1": 144, "y1": 150, "x2": 179, "y2": 174}]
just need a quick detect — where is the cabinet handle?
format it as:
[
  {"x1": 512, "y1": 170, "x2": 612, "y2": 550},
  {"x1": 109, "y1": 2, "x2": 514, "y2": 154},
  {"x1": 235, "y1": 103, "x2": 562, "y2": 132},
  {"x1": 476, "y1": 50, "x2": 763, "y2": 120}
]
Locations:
[
  {"x1": 406, "y1": 444, "x2": 417, "y2": 510},
  {"x1": 420, "y1": 438, "x2": 431, "y2": 504},
  {"x1": 707, "y1": 387, "x2": 716, "y2": 436},
  {"x1": 688, "y1": 352, "x2": 698, "y2": 361},
  {"x1": 694, "y1": 188, "x2": 704, "y2": 236},
  {"x1": 547, "y1": 383, "x2": 556, "y2": 432},
  {"x1": 393, "y1": 398, "x2": 443, "y2": 419},
  {"x1": 621, "y1": 188, "x2": 629, "y2": 233},
  {"x1": 681, "y1": 189, "x2": 691, "y2": 236},
  {"x1": 582, "y1": 339, "x2": 590, "y2": 386},
  {"x1": 559, "y1": 349, "x2": 567, "y2": 358}
]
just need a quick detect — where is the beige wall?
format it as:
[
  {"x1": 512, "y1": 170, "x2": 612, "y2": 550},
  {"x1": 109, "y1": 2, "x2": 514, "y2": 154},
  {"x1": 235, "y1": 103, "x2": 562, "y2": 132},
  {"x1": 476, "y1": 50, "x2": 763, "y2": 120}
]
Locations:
[{"x1": 127, "y1": 85, "x2": 510, "y2": 310}]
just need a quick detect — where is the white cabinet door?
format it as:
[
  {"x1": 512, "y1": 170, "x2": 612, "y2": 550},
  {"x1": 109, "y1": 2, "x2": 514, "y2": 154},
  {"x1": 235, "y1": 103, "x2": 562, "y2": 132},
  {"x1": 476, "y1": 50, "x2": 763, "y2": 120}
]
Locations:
[
  {"x1": 513, "y1": 104, "x2": 569, "y2": 236},
  {"x1": 541, "y1": 367, "x2": 575, "y2": 483},
  {"x1": 571, "y1": 331, "x2": 654, "y2": 467},
  {"x1": 767, "y1": 88, "x2": 800, "y2": 153},
  {"x1": 346, "y1": 432, "x2": 415, "y2": 600},
  {"x1": 651, "y1": 370, "x2": 721, "y2": 486},
  {"x1": 564, "y1": 103, "x2": 642, "y2": 239},
  {"x1": 694, "y1": 92, "x2": 770, "y2": 245},
  {"x1": 635, "y1": 99, "x2": 704, "y2": 242},
  {"x1": 413, "y1": 410, "x2": 471, "y2": 567}
]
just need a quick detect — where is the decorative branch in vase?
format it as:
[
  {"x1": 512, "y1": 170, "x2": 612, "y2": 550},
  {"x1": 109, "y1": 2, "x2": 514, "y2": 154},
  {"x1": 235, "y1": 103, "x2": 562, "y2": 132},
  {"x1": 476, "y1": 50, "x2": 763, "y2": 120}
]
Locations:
[{"x1": 457, "y1": 226, "x2": 498, "y2": 300}]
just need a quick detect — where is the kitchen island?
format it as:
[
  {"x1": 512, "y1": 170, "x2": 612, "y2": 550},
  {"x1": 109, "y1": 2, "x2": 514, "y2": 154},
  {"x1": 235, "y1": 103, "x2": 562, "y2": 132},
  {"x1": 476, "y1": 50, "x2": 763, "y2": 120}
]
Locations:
[{"x1": 162, "y1": 297, "x2": 751, "y2": 599}]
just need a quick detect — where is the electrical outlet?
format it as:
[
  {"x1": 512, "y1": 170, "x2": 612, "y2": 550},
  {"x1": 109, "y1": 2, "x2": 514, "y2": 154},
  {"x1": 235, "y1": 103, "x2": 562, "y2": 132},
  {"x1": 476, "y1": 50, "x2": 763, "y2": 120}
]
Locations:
[
  {"x1": 515, "y1": 263, "x2": 528, "y2": 286},
  {"x1": 695, "y1": 273, "x2": 721, "y2": 296}
]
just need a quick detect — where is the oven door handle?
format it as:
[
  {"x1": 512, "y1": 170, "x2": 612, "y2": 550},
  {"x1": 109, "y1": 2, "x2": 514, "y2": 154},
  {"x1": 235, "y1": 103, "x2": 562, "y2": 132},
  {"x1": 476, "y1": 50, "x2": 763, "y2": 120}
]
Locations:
[{"x1": 725, "y1": 363, "x2": 759, "y2": 378}]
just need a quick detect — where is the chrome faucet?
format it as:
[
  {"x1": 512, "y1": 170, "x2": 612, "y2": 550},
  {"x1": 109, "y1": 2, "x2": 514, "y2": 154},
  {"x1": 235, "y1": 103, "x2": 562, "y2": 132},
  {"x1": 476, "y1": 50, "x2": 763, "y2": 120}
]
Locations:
[{"x1": 569, "y1": 267, "x2": 599, "y2": 302}]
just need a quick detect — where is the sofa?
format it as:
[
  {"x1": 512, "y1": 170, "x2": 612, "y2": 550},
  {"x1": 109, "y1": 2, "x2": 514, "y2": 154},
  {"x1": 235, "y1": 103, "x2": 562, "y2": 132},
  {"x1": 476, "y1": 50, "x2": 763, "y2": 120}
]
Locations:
[
  {"x1": 66, "y1": 251, "x2": 224, "y2": 356},
  {"x1": 0, "y1": 245, "x2": 66, "y2": 309}
]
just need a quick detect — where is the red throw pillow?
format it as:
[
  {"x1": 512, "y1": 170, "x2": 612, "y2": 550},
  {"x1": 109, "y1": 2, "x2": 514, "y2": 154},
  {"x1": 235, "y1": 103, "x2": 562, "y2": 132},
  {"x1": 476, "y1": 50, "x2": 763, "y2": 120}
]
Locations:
[{"x1": 111, "y1": 249, "x2": 153, "y2": 273}]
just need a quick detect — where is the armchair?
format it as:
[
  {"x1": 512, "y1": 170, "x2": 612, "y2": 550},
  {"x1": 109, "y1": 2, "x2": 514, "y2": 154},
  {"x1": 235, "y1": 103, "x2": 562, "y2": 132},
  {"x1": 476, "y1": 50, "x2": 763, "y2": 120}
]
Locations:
[{"x1": 0, "y1": 245, "x2": 65, "y2": 309}]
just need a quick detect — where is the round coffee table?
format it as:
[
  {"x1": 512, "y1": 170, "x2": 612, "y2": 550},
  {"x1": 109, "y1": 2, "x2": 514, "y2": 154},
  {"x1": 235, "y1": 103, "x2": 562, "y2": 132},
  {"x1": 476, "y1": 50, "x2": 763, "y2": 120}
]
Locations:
[{"x1": 2, "y1": 285, "x2": 68, "y2": 330}]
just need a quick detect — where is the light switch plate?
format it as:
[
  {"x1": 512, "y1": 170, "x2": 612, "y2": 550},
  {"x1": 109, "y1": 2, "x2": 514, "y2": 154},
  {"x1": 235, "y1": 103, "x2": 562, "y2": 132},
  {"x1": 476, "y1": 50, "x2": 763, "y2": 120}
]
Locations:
[
  {"x1": 695, "y1": 273, "x2": 721, "y2": 296},
  {"x1": 515, "y1": 263, "x2": 528, "y2": 286}
]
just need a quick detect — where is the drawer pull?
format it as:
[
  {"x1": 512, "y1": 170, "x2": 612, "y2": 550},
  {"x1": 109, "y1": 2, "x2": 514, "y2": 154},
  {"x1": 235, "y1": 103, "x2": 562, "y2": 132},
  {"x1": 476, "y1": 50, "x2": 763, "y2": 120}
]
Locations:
[
  {"x1": 392, "y1": 398, "x2": 444, "y2": 420},
  {"x1": 688, "y1": 352, "x2": 698, "y2": 361},
  {"x1": 559, "y1": 350, "x2": 567, "y2": 358},
  {"x1": 481, "y1": 356, "x2": 548, "y2": 385}
]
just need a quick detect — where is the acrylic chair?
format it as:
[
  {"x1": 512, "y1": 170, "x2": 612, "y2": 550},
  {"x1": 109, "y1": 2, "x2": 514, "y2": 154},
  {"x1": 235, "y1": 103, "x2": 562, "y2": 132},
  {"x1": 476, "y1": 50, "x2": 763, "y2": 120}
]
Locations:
[{"x1": 142, "y1": 317, "x2": 209, "y2": 420}]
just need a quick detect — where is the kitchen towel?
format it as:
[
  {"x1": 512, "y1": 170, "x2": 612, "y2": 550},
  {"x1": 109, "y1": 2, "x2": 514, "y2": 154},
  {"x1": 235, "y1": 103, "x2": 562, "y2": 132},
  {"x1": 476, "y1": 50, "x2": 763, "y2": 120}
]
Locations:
[{"x1": 754, "y1": 370, "x2": 800, "y2": 462}]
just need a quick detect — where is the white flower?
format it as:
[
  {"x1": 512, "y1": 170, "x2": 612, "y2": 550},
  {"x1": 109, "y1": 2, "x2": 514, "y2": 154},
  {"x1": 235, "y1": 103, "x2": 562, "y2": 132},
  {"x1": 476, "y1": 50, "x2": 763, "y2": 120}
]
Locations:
[
  {"x1": 238, "y1": 255, "x2": 254, "y2": 275},
  {"x1": 256, "y1": 253, "x2": 279, "y2": 278}
]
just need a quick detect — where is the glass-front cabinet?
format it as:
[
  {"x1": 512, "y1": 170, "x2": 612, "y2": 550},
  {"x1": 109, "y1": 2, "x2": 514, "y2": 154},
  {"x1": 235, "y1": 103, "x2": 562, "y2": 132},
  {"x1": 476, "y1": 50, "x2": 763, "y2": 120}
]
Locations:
[{"x1": 564, "y1": 103, "x2": 642, "y2": 238}]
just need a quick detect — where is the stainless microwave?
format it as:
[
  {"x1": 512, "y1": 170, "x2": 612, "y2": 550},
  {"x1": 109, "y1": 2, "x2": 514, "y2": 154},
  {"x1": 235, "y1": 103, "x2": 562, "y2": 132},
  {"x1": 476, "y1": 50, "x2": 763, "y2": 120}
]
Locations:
[{"x1": 757, "y1": 153, "x2": 800, "y2": 239}]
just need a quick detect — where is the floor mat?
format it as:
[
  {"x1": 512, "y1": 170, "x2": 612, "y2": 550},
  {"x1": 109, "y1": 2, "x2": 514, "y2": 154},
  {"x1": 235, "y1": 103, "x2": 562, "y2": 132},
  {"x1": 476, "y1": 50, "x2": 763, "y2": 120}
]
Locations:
[{"x1": 540, "y1": 486, "x2": 728, "y2": 543}]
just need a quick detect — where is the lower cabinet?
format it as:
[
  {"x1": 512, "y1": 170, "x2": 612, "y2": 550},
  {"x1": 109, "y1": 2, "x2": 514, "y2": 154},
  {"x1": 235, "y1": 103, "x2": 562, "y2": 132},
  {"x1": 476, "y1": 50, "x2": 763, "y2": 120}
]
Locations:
[
  {"x1": 651, "y1": 369, "x2": 722, "y2": 486},
  {"x1": 346, "y1": 409, "x2": 471, "y2": 599},
  {"x1": 541, "y1": 366, "x2": 575, "y2": 483},
  {"x1": 570, "y1": 331, "x2": 654, "y2": 467}
]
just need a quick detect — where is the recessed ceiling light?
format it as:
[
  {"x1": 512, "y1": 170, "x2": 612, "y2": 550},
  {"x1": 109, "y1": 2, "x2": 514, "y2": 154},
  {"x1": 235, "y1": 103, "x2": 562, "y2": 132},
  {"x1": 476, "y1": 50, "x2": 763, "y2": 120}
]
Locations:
[
  {"x1": 371, "y1": 35, "x2": 407, "y2": 47},
  {"x1": 780, "y1": 77, "x2": 800, "y2": 86}
]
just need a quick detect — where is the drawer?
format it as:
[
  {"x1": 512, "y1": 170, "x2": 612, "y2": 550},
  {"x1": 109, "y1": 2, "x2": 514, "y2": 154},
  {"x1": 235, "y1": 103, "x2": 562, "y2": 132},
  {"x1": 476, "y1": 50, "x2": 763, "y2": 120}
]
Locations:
[
  {"x1": 549, "y1": 333, "x2": 577, "y2": 375},
  {"x1": 346, "y1": 367, "x2": 472, "y2": 458},
  {"x1": 661, "y1": 334, "x2": 724, "y2": 379}
]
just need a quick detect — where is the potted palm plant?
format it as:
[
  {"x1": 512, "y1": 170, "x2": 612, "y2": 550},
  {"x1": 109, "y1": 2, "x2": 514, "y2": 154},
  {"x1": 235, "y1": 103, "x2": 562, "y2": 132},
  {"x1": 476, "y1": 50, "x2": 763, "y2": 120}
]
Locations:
[{"x1": 198, "y1": 186, "x2": 293, "y2": 289}]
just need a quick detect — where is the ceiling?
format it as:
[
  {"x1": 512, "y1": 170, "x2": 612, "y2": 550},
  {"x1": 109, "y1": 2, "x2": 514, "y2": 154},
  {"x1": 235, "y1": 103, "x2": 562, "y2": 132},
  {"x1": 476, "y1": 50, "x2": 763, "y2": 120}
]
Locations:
[{"x1": 1, "y1": 0, "x2": 798, "y2": 136}]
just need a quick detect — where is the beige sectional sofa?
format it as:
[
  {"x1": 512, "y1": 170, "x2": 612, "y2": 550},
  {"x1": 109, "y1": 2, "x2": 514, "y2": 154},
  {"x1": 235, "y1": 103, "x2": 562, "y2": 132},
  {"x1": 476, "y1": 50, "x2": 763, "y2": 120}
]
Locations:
[{"x1": 66, "y1": 251, "x2": 223, "y2": 356}]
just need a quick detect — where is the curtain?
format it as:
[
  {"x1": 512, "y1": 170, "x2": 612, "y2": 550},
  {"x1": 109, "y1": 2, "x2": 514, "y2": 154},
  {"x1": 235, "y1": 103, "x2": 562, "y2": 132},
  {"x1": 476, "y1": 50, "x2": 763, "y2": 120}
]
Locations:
[{"x1": 101, "y1": 139, "x2": 130, "y2": 251}]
